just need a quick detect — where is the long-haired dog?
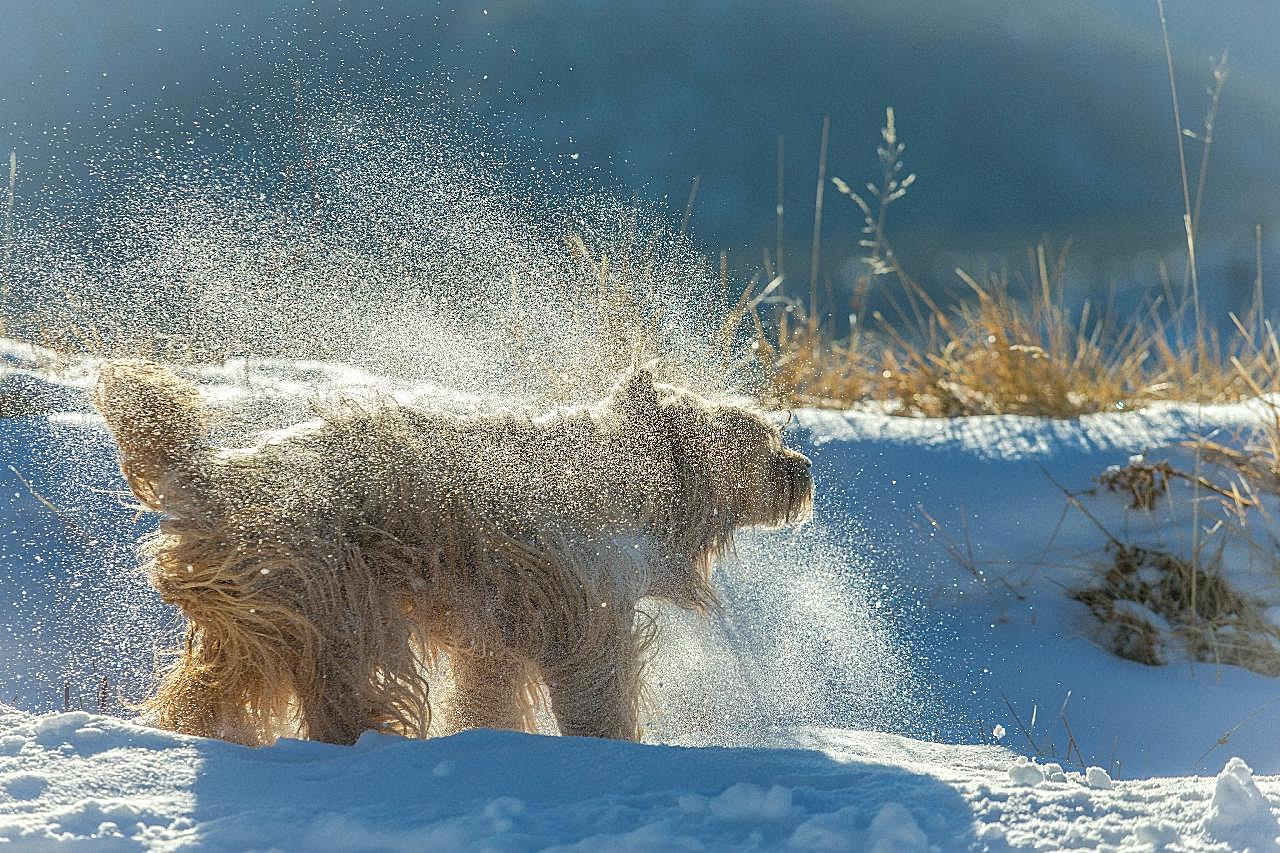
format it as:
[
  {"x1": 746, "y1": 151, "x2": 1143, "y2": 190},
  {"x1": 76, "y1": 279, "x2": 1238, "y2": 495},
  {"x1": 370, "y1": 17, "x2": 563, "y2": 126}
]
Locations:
[{"x1": 93, "y1": 362, "x2": 813, "y2": 746}]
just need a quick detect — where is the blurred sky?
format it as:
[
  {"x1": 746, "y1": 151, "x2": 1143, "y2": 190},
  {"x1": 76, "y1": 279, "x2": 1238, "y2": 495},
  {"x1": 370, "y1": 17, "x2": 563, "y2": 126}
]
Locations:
[{"x1": 2, "y1": 0, "x2": 1278, "y2": 302}]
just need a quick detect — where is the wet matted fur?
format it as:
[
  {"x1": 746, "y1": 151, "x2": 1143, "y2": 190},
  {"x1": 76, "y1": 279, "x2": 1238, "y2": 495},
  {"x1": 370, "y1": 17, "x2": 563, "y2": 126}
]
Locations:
[{"x1": 93, "y1": 361, "x2": 814, "y2": 746}]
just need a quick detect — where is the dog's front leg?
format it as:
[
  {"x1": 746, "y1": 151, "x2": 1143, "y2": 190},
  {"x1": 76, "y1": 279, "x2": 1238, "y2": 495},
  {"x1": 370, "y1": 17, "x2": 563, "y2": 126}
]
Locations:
[
  {"x1": 540, "y1": 616, "x2": 642, "y2": 740},
  {"x1": 446, "y1": 646, "x2": 537, "y2": 734}
]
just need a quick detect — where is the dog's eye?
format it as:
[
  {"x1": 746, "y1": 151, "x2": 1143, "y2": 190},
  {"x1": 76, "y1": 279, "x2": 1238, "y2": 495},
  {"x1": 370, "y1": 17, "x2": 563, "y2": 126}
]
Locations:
[{"x1": 717, "y1": 414, "x2": 779, "y2": 453}]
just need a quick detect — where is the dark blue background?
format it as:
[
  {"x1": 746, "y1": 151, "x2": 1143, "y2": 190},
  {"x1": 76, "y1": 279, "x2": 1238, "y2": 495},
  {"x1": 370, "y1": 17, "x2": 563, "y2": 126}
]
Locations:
[{"x1": 3, "y1": 0, "x2": 1278, "y2": 305}]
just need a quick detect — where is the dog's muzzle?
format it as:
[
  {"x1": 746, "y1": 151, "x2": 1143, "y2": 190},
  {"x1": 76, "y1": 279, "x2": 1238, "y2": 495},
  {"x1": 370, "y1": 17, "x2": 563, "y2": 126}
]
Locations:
[{"x1": 773, "y1": 449, "x2": 814, "y2": 525}]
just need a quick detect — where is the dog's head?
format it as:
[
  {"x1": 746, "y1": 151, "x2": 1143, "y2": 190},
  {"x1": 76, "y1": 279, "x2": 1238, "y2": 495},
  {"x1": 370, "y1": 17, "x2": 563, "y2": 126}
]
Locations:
[
  {"x1": 696, "y1": 402, "x2": 814, "y2": 529},
  {"x1": 612, "y1": 370, "x2": 813, "y2": 531}
]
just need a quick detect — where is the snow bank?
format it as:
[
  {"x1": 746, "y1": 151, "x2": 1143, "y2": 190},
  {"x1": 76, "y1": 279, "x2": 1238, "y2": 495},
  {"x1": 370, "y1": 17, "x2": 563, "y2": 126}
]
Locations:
[{"x1": 4, "y1": 706, "x2": 1278, "y2": 851}]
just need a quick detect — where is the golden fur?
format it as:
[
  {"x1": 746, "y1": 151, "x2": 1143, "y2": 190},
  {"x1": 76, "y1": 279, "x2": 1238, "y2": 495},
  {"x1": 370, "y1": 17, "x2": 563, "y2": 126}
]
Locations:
[{"x1": 93, "y1": 361, "x2": 813, "y2": 745}]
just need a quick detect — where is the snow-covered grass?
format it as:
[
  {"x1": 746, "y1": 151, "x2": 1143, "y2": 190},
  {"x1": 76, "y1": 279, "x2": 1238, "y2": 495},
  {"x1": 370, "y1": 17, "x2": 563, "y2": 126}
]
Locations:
[{"x1": 5, "y1": 343, "x2": 1280, "y2": 849}]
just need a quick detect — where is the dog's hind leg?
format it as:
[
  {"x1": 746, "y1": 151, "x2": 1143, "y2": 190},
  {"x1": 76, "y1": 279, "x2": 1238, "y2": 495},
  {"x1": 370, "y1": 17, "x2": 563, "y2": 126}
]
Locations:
[
  {"x1": 292, "y1": 631, "x2": 432, "y2": 744},
  {"x1": 445, "y1": 646, "x2": 537, "y2": 734},
  {"x1": 296, "y1": 647, "x2": 390, "y2": 745},
  {"x1": 147, "y1": 666, "x2": 261, "y2": 746}
]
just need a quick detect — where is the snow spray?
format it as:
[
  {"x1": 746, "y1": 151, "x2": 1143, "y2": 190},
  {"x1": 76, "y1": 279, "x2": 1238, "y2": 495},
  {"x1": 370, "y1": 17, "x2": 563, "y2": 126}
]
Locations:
[{"x1": 3, "y1": 73, "x2": 930, "y2": 742}]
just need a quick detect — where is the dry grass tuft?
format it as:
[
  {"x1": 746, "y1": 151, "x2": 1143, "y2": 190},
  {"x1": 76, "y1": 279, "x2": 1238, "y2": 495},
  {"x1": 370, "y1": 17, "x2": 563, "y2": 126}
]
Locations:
[
  {"x1": 1080, "y1": 440, "x2": 1280, "y2": 678},
  {"x1": 1075, "y1": 543, "x2": 1280, "y2": 676},
  {"x1": 748, "y1": 53, "x2": 1272, "y2": 419},
  {"x1": 749, "y1": 102, "x2": 1274, "y2": 417},
  {"x1": 756, "y1": 248, "x2": 1279, "y2": 418}
]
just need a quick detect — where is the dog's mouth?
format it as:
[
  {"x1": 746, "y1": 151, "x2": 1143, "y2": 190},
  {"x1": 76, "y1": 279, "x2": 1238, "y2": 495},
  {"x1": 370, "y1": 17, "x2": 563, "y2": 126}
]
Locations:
[
  {"x1": 753, "y1": 450, "x2": 814, "y2": 528},
  {"x1": 783, "y1": 451, "x2": 815, "y2": 524}
]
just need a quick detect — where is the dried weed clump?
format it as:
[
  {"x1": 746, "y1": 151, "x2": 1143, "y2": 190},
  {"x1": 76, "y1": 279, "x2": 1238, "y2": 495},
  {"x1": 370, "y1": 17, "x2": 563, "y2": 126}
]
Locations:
[
  {"x1": 1077, "y1": 339, "x2": 1280, "y2": 680},
  {"x1": 1074, "y1": 543, "x2": 1280, "y2": 677},
  {"x1": 1076, "y1": 445, "x2": 1280, "y2": 678}
]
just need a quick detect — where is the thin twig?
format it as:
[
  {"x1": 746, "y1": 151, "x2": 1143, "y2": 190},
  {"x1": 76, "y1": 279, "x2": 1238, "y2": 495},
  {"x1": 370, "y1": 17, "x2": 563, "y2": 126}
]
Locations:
[
  {"x1": 1189, "y1": 51, "x2": 1229, "y2": 242},
  {"x1": 1057, "y1": 691, "x2": 1086, "y2": 767},
  {"x1": 1032, "y1": 501, "x2": 1073, "y2": 575},
  {"x1": 999, "y1": 689, "x2": 1042, "y2": 756},
  {"x1": 1255, "y1": 225, "x2": 1265, "y2": 318},
  {"x1": 776, "y1": 135, "x2": 786, "y2": 279},
  {"x1": 1155, "y1": 0, "x2": 1201, "y2": 344},
  {"x1": 1193, "y1": 693, "x2": 1280, "y2": 772},
  {"x1": 1038, "y1": 463, "x2": 1123, "y2": 549},
  {"x1": 918, "y1": 504, "x2": 985, "y2": 582},
  {"x1": 8, "y1": 464, "x2": 97, "y2": 544},
  {"x1": 679, "y1": 175, "x2": 701, "y2": 238},
  {"x1": 808, "y1": 116, "x2": 830, "y2": 331}
]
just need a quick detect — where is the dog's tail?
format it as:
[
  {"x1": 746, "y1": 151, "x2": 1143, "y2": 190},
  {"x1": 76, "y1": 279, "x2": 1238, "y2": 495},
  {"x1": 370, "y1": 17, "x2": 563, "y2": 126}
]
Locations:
[{"x1": 93, "y1": 361, "x2": 211, "y2": 509}]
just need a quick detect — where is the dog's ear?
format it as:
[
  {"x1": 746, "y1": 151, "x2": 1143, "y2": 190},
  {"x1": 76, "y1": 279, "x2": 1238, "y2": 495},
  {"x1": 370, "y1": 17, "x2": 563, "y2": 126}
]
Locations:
[{"x1": 612, "y1": 368, "x2": 660, "y2": 418}]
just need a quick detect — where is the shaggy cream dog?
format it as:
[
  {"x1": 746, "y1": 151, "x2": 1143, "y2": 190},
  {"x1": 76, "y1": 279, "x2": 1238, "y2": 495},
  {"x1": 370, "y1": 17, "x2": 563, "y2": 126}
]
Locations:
[{"x1": 93, "y1": 362, "x2": 813, "y2": 746}]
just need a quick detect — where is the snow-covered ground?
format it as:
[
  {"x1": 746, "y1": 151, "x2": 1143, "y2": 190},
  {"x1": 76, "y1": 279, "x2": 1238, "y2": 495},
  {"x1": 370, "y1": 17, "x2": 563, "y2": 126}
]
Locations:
[
  {"x1": 5, "y1": 704, "x2": 1279, "y2": 852},
  {"x1": 4, "y1": 339, "x2": 1280, "y2": 851}
]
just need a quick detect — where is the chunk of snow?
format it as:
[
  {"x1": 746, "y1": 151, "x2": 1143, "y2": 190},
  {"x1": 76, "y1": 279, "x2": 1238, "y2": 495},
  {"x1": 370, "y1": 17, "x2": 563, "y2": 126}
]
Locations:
[
  {"x1": 868, "y1": 802, "x2": 929, "y2": 853},
  {"x1": 1007, "y1": 757, "x2": 1045, "y2": 786},
  {"x1": 352, "y1": 729, "x2": 388, "y2": 750},
  {"x1": 790, "y1": 801, "x2": 927, "y2": 852},
  {"x1": 483, "y1": 797, "x2": 524, "y2": 833},
  {"x1": 676, "y1": 793, "x2": 707, "y2": 813},
  {"x1": 1205, "y1": 756, "x2": 1280, "y2": 846},
  {"x1": 991, "y1": 724, "x2": 1006, "y2": 741},
  {"x1": 34, "y1": 712, "x2": 91, "y2": 737},
  {"x1": 1085, "y1": 766, "x2": 1113, "y2": 790},
  {"x1": 789, "y1": 805, "x2": 864, "y2": 851},
  {"x1": 1131, "y1": 821, "x2": 1180, "y2": 847},
  {"x1": 2, "y1": 773, "x2": 47, "y2": 800},
  {"x1": 33, "y1": 712, "x2": 94, "y2": 748},
  {"x1": 975, "y1": 822, "x2": 1007, "y2": 844},
  {"x1": 1040, "y1": 762, "x2": 1067, "y2": 783},
  {"x1": 707, "y1": 783, "x2": 792, "y2": 821}
]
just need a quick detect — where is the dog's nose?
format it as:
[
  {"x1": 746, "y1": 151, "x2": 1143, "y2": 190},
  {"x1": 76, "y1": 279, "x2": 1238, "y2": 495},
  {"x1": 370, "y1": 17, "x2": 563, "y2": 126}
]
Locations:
[{"x1": 786, "y1": 450, "x2": 812, "y2": 468}]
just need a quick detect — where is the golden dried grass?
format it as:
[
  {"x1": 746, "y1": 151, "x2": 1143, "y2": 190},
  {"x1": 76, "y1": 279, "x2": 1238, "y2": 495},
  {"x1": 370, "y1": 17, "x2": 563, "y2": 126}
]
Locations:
[{"x1": 756, "y1": 249, "x2": 1278, "y2": 418}]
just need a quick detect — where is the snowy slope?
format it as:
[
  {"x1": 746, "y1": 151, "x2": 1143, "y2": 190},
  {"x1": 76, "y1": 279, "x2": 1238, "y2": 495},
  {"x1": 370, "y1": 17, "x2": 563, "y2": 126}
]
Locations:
[
  {"x1": 795, "y1": 402, "x2": 1280, "y2": 780},
  {"x1": 4, "y1": 341, "x2": 1280, "y2": 850}
]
